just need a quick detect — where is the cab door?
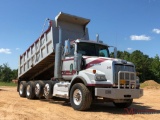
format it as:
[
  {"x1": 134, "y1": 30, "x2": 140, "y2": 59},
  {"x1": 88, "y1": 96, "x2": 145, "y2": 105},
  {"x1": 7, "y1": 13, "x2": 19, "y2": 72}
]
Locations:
[{"x1": 62, "y1": 44, "x2": 76, "y2": 80}]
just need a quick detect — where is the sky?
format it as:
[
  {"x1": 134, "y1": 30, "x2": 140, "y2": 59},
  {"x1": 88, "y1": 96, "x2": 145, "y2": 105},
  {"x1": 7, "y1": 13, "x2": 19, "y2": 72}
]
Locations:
[{"x1": 0, "y1": 0, "x2": 160, "y2": 69}]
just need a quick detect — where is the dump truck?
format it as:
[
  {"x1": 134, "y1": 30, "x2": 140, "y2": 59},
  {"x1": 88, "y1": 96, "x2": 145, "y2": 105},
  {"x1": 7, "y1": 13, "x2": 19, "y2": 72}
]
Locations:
[{"x1": 17, "y1": 12, "x2": 143, "y2": 111}]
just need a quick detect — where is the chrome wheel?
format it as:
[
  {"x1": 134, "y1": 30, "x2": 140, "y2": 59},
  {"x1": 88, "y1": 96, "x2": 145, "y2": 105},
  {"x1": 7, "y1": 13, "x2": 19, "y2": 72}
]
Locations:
[
  {"x1": 19, "y1": 84, "x2": 23, "y2": 95},
  {"x1": 44, "y1": 83, "x2": 50, "y2": 97},
  {"x1": 35, "y1": 83, "x2": 40, "y2": 95},
  {"x1": 19, "y1": 81, "x2": 27, "y2": 97},
  {"x1": 26, "y1": 85, "x2": 31, "y2": 96},
  {"x1": 70, "y1": 83, "x2": 92, "y2": 110},
  {"x1": 73, "y1": 89, "x2": 82, "y2": 105}
]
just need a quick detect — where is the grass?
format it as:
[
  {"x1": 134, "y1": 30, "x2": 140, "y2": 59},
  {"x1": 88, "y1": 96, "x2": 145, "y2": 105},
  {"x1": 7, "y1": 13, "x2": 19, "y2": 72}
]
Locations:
[
  {"x1": 140, "y1": 82, "x2": 160, "y2": 89},
  {"x1": 140, "y1": 83, "x2": 148, "y2": 88},
  {"x1": 0, "y1": 82, "x2": 17, "y2": 87}
]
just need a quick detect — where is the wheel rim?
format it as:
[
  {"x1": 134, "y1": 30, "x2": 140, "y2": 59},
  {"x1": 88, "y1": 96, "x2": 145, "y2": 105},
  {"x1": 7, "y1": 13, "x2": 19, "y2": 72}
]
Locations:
[
  {"x1": 73, "y1": 89, "x2": 82, "y2": 105},
  {"x1": 19, "y1": 84, "x2": 23, "y2": 95},
  {"x1": 35, "y1": 83, "x2": 40, "y2": 95},
  {"x1": 44, "y1": 84, "x2": 50, "y2": 96},
  {"x1": 26, "y1": 85, "x2": 31, "y2": 96}
]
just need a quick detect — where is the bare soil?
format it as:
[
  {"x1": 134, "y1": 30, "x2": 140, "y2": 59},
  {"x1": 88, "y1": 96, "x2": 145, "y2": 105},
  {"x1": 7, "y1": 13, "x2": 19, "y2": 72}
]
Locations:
[
  {"x1": 141, "y1": 80, "x2": 160, "y2": 89},
  {"x1": 0, "y1": 86, "x2": 160, "y2": 120}
]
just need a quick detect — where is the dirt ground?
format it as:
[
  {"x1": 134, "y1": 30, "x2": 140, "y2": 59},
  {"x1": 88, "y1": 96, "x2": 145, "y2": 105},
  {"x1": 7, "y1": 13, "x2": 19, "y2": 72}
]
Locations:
[{"x1": 0, "y1": 86, "x2": 160, "y2": 120}]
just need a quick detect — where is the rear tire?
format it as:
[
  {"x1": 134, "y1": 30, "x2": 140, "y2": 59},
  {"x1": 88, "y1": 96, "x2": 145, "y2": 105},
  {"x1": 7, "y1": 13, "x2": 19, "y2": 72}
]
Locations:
[
  {"x1": 19, "y1": 81, "x2": 27, "y2": 97},
  {"x1": 70, "y1": 83, "x2": 92, "y2": 111},
  {"x1": 113, "y1": 99, "x2": 133, "y2": 108},
  {"x1": 26, "y1": 81, "x2": 36, "y2": 99},
  {"x1": 35, "y1": 80, "x2": 45, "y2": 99},
  {"x1": 43, "y1": 81, "x2": 53, "y2": 99}
]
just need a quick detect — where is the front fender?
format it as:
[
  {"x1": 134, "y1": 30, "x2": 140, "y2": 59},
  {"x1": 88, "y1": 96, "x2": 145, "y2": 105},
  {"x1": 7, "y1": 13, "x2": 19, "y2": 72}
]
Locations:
[
  {"x1": 68, "y1": 70, "x2": 96, "y2": 93},
  {"x1": 72, "y1": 70, "x2": 96, "y2": 84}
]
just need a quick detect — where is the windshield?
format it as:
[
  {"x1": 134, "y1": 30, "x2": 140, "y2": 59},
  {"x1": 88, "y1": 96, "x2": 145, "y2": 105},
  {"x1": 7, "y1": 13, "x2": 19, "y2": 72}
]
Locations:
[{"x1": 77, "y1": 42, "x2": 110, "y2": 57}]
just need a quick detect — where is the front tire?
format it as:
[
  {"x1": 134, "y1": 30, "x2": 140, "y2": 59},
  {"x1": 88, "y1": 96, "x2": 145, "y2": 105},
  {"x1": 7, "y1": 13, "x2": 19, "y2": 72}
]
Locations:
[
  {"x1": 70, "y1": 83, "x2": 92, "y2": 111},
  {"x1": 113, "y1": 99, "x2": 133, "y2": 108}
]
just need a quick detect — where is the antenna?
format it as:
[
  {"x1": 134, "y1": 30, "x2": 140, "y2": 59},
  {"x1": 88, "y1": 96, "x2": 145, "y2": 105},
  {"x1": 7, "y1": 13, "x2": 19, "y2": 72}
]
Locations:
[
  {"x1": 40, "y1": 18, "x2": 50, "y2": 37},
  {"x1": 115, "y1": 32, "x2": 118, "y2": 48}
]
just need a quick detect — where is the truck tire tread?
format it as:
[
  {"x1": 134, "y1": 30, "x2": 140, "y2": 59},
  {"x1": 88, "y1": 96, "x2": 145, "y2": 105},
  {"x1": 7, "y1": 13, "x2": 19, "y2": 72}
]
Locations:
[
  {"x1": 113, "y1": 99, "x2": 133, "y2": 108},
  {"x1": 26, "y1": 81, "x2": 36, "y2": 99},
  {"x1": 19, "y1": 81, "x2": 27, "y2": 97},
  {"x1": 70, "y1": 83, "x2": 92, "y2": 111},
  {"x1": 35, "y1": 80, "x2": 45, "y2": 99}
]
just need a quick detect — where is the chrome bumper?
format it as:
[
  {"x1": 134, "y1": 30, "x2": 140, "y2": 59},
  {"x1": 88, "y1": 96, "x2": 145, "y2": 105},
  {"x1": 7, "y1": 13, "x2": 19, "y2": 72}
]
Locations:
[{"x1": 95, "y1": 88, "x2": 143, "y2": 99}]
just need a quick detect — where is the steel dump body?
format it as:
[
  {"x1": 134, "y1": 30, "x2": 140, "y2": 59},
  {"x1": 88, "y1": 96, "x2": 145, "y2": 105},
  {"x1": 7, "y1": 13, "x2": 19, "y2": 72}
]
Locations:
[{"x1": 18, "y1": 12, "x2": 90, "y2": 80}]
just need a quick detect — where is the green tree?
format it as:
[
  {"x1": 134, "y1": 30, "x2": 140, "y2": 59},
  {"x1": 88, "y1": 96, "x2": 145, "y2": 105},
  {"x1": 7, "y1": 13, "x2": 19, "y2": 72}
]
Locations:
[
  {"x1": 110, "y1": 50, "x2": 159, "y2": 82},
  {"x1": 0, "y1": 63, "x2": 18, "y2": 82},
  {"x1": 123, "y1": 51, "x2": 130, "y2": 61},
  {"x1": 11, "y1": 69, "x2": 18, "y2": 80},
  {"x1": 129, "y1": 50, "x2": 152, "y2": 82},
  {"x1": 151, "y1": 55, "x2": 160, "y2": 82}
]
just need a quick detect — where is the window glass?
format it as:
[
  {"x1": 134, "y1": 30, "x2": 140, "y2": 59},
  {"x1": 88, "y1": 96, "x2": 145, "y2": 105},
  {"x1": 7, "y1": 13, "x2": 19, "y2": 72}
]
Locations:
[
  {"x1": 77, "y1": 42, "x2": 109, "y2": 57},
  {"x1": 69, "y1": 44, "x2": 75, "y2": 56}
]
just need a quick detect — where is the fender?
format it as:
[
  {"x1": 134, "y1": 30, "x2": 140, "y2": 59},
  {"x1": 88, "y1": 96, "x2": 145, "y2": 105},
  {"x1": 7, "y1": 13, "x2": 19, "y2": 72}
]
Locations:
[{"x1": 68, "y1": 70, "x2": 95, "y2": 93}]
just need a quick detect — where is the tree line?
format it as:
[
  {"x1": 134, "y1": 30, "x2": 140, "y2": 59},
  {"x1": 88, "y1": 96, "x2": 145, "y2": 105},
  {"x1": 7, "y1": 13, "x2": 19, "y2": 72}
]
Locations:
[
  {"x1": 0, "y1": 63, "x2": 18, "y2": 82},
  {"x1": 111, "y1": 50, "x2": 160, "y2": 83},
  {"x1": 0, "y1": 50, "x2": 160, "y2": 83}
]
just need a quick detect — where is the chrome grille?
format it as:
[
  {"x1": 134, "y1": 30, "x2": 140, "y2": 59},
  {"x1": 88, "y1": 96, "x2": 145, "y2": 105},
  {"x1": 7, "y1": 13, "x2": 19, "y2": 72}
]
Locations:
[
  {"x1": 114, "y1": 64, "x2": 135, "y2": 84},
  {"x1": 119, "y1": 72, "x2": 136, "y2": 80},
  {"x1": 118, "y1": 71, "x2": 136, "y2": 89}
]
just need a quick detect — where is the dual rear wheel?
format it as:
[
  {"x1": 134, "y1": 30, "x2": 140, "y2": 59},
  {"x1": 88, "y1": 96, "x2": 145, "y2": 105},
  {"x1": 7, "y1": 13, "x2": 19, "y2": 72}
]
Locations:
[
  {"x1": 19, "y1": 81, "x2": 38, "y2": 99},
  {"x1": 35, "y1": 81, "x2": 45, "y2": 99},
  {"x1": 19, "y1": 81, "x2": 27, "y2": 97},
  {"x1": 19, "y1": 80, "x2": 54, "y2": 100},
  {"x1": 26, "y1": 81, "x2": 36, "y2": 99}
]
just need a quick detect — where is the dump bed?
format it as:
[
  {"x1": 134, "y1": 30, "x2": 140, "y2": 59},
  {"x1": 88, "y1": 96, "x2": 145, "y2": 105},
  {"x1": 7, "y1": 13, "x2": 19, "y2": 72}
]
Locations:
[{"x1": 18, "y1": 12, "x2": 90, "y2": 80}]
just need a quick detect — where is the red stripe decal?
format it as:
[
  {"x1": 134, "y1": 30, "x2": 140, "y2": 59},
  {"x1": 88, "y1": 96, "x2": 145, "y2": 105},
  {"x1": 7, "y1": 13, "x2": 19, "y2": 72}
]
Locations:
[
  {"x1": 62, "y1": 70, "x2": 76, "y2": 75},
  {"x1": 86, "y1": 58, "x2": 107, "y2": 68}
]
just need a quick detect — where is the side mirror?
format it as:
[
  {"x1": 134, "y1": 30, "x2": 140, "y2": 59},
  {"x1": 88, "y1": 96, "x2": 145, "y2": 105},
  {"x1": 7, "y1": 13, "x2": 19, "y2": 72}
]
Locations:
[
  {"x1": 114, "y1": 47, "x2": 117, "y2": 58},
  {"x1": 64, "y1": 40, "x2": 71, "y2": 55}
]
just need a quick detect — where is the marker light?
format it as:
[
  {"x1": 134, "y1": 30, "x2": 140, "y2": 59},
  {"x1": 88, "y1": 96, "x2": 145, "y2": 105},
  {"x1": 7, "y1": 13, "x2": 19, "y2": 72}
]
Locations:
[{"x1": 93, "y1": 70, "x2": 96, "y2": 74}]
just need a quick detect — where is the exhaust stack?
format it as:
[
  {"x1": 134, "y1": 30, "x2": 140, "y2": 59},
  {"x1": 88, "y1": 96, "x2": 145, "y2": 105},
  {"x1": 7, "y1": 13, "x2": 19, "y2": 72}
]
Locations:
[
  {"x1": 96, "y1": 34, "x2": 99, "y2": 42},
  {"x1": 54, "y1": 27, "x2": 62, "y2": 79}
]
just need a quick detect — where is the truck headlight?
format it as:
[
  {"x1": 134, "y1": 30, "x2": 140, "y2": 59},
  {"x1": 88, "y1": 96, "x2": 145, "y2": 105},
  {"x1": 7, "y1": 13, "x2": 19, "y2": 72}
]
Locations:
[
  {"x1": 136, "y1": 76, "x2": 140, "y2": 84},
  {"x1": 136, "y1": 76, "x2": 139, "y2": 84},
  {"x1": 95, "y1": 75, "x2": 106, "y2": 81}
]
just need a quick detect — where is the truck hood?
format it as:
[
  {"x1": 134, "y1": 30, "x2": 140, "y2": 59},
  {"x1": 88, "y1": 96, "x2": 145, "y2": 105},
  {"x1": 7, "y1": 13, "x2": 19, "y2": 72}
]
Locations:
[
  {"x1": 83, "y1": 56, "x2": 134, "y2": 69},
  {"x1": 82, "y1": 56, "x2": 135, "y2": 84}
]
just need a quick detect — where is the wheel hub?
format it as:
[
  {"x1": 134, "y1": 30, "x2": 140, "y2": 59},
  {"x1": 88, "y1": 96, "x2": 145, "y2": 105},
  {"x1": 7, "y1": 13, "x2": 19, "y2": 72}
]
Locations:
[
  {"x1": 44, "y1": 84, "x2": 50, "y2": 96},
  {"x1": 35, "y1": 83, "x2": 40, "y2": 95},
  {"x1": 26, "y1": 85, "x2": 31, "y2": 96},
  {"x1": 73, "y1": 89, "x2": 82, "y2": 105},
  {"x1": 19, "y1": 84, "x2": 23, "y2": 95}
]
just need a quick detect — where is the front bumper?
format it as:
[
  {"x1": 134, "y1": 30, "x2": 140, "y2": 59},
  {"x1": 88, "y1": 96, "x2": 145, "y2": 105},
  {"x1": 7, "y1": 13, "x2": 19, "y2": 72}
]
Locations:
[{"x1": 95, "y1": 88, "x2": 143, "y2": 99}]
